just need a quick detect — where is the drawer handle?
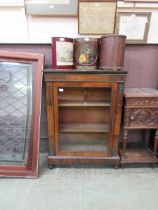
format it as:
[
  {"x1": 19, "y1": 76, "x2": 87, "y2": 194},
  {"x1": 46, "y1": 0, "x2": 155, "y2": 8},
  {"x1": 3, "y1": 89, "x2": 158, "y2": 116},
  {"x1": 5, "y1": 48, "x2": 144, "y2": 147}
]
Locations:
[
  {"x1": 130, "y1": 115, "x2": 135, "y2": 121},
  {"x1": 145, "y1": 100, "x2": 149, "y2": 103}
]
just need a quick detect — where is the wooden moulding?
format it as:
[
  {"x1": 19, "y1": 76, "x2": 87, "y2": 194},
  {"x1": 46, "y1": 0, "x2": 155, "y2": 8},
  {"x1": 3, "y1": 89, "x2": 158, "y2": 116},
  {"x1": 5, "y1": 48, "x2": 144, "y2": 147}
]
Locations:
[
  {"x1": 48, "y1": 156, "x2": 120, "y2": 167},
  {"x1": 0, "y1": 51, "x2": 44, "y2": 178}
]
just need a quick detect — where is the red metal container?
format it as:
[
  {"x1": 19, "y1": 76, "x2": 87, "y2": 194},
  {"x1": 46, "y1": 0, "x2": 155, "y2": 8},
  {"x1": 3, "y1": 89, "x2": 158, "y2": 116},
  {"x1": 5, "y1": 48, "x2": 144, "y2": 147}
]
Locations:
[
  {"x1": 99, "y1": 35, "x2": 126, "y2": 70},
  {"x1": 52, "y1": 37, "x2": 74, "y2": 69},
  {"x1": 74, "y1": 38, "x2": 99, "y2": 70}
]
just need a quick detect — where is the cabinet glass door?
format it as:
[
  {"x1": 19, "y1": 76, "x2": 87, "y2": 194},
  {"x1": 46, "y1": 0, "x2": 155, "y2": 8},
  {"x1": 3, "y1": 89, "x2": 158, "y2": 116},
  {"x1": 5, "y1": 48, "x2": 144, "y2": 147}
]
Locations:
[{"x1": 54, "y1": 83, "x2": 116, "y2": 156}]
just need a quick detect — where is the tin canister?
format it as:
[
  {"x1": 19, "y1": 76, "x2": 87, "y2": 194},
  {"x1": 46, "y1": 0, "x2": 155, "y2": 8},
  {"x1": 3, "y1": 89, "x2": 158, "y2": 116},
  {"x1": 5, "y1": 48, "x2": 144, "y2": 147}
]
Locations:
[
  {"x1": 52, "y1": 37, "x2": 74, "y2": 69},
  {"x1": 99, "y1": 35, "x2": 126, "y2": 70},
  {"x1": 74, "y1": 38, "x2": 99, "y2": 70}
]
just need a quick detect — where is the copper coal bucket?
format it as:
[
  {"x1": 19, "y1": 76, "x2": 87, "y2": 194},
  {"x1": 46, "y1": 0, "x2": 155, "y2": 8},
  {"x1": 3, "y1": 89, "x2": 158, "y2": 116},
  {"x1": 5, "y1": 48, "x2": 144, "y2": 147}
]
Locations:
[{"x1": 99, "y1": 35, "x2": 126, "y2": 70}]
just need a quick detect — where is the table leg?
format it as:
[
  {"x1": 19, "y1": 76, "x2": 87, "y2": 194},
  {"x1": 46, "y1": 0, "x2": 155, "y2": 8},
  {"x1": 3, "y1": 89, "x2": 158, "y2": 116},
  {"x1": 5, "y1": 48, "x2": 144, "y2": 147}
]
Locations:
[
  {"x1": 123, "y1": 129, "x2": 128, "y2": 155},
  {"x1": 153, "y1": 129, "x2": 158, "y2": 158}
]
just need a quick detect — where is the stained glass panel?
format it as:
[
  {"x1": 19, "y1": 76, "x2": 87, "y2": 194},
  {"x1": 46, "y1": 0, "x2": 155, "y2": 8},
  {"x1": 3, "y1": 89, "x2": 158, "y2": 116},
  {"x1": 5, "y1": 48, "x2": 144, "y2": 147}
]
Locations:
[{"x1": 0, "y1": 62, "x2": 32, "y2": 165}]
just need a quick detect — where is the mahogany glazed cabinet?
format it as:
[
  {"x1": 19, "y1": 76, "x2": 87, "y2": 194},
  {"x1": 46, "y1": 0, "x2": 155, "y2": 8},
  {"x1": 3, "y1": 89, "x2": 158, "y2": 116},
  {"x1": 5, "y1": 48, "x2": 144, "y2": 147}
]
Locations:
[{"x1": 44, "y1": 69, "x2": 127, "y2": 168}]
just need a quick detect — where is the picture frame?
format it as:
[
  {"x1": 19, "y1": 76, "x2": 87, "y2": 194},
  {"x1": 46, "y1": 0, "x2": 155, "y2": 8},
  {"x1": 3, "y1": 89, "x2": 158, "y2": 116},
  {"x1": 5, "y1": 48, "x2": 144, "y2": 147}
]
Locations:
[
  {"x1": 52, "y1": 37, "x2": 74, "y2": 69},
  {"x1": 124, "y1": 0, "x2": 158, "y2": 2},
  {"x1": 78, "y1": 0, "x2": 117, "y2": 35},
  {"x1": 0, "y1": 51, "x2": 44, "y2": 178},
  {"x1": 25, "y1": 0, "x2": 78, "y2": 17},
  {"x1": 115, "y1": 12, "x2": 151, "y2": 44}
]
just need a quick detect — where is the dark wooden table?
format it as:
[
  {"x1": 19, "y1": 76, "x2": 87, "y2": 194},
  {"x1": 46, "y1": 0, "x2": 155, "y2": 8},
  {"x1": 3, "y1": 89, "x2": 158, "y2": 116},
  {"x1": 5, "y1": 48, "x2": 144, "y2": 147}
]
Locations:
[{"x1": 119, "y1": 88, "x2": 158, "y2": 167}]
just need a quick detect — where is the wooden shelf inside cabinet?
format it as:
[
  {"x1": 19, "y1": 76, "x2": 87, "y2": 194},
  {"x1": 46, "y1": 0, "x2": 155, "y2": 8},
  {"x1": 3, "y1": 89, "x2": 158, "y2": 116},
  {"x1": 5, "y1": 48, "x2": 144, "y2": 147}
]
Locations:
[
  {"x1": 44, "y1": 69, "x2": 127, "y2": 167},
  {"x1": 60, "y1": 123, "x2": 109, "y2": 133},
  {"x1": 59, "y1": 100, "x2": 111, "y2": 107}
]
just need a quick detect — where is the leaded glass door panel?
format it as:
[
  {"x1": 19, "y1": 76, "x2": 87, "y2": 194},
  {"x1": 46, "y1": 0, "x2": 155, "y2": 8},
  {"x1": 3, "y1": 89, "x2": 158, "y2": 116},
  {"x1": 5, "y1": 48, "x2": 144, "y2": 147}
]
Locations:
[
  {"x1": 0, "y1": 51, "x2": 44, "y2": 177},
  {"x1": 0, "y1": 62, "x2": 32, "y2": 164}
]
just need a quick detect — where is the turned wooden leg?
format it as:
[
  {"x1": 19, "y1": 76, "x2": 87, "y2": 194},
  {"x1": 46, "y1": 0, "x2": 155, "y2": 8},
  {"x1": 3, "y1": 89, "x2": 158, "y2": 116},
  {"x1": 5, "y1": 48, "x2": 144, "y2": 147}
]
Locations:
[
  {"x1": 153, "y1": 129, "x2": 158, "y2": 158},
  {"x1": 123, "y1": 129, "x2": 128, "y2": 155}
]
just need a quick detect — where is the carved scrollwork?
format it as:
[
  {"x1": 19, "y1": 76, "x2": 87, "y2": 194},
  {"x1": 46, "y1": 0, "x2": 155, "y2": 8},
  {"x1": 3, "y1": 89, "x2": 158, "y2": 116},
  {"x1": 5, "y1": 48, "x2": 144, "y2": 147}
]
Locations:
[
  {"x1": 129, "y1": 109, "x2": 158, "y2": 126},
  {"x1": 126, "y1": 98, "x2": 158, "y2": 106}
]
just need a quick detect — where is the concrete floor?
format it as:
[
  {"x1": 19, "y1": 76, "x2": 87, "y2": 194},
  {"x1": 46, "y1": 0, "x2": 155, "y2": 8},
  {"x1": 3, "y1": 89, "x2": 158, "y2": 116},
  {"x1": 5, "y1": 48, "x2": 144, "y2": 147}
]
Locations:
[{"x1": 0, "y1": 154, "x2": 158, "y2": 210}]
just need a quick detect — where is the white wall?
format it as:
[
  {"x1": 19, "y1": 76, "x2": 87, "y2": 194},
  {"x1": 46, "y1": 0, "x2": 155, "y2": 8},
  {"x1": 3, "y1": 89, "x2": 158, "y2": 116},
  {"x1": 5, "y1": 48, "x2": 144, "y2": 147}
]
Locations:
[
  {"x1": 28, "y1": 16, "x2": 79, "y2": 43},
  {"x1": 0, "y1": 1, "x2": 158, "y2": 44},
  {"x1": 0, "y1": 7, "x2": 28, "y2": 42}
]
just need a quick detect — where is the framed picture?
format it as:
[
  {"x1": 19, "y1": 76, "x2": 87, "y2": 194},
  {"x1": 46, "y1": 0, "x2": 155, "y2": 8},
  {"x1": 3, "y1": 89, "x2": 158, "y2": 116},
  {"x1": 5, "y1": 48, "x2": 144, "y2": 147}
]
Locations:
[
  {"x1": 0, "y1": 51, "x2": 44, "y2": 178},
  {"x1": 115, "y1": 12, "x2": 151, "y2": 43},
  {"x1": 25, "y1": 0, "x2": 78, "y2": 16},
  {"x1": 78, "y1": 0, "x2": 117, "y2": 35},
  {"x1": 124, "y1": 0, "x2": 158, "y2": 2},
  {"x1": 52, "y1": 37, "x2": 74, "y2": 69}
]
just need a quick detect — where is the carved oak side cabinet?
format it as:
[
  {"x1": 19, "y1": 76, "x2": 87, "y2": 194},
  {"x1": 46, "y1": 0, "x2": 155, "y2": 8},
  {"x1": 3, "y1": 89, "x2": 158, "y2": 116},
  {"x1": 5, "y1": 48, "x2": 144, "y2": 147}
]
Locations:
[
  {"x1": 44, "y1": 69, "x2": 127, "y2": 168},
  {"x1": 120, "y1": 88, "x2": 158, "y2": 167}
]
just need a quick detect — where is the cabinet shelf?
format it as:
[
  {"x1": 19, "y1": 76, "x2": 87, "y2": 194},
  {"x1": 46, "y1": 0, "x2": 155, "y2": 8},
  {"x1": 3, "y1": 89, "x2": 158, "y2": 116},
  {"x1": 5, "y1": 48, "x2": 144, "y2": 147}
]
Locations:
[
  {"x1": 59, "y1": 100, "x2": 111, "y2": 107},
  {"x1": 60, "y1": 123, "x2": 109, "y2": 133},
  {"x1": 119, "y1": 143, "x2": 158, "y2": 164}
]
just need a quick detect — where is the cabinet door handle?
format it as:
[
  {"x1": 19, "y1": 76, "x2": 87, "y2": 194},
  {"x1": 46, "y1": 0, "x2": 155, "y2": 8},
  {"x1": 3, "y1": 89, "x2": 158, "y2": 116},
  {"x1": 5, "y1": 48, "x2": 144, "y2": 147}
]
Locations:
[{"x1": 130, "y1": 115, "x2": 135, "y2": 121}]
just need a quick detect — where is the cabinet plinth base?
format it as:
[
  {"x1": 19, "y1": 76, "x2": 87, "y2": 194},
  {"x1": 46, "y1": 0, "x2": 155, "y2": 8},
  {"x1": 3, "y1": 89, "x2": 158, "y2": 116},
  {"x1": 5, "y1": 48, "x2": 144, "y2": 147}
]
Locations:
[{"x1": 48, "y1": 155, "x2": 120, "y2": 167}]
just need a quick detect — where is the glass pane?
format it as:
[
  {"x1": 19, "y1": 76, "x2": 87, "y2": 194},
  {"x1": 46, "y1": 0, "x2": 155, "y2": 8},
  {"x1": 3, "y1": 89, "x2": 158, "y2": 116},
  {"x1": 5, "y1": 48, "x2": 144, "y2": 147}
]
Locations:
[
  {"x1": 58, "y1": 87, "x2": 111, "y2": 153},
  {"x1": 60, "y1": 133, "x2": 108, "y2": 152},
  {"x1": 58, "y1": 87, "x2": 111, "y2": 104},
  {"x1": 0, "y1": 62, "x2": 32, "y2": 165}
]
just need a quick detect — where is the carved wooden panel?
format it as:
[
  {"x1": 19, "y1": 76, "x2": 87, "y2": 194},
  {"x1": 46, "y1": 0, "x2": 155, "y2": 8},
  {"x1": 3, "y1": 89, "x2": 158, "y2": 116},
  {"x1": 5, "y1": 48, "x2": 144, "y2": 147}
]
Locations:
[
  {"x1": 127, "y1": 108, "x2": 158, "y2": 127},
  {"x1": 126, "y1": 98, "x2": 158, "y2": 106}
]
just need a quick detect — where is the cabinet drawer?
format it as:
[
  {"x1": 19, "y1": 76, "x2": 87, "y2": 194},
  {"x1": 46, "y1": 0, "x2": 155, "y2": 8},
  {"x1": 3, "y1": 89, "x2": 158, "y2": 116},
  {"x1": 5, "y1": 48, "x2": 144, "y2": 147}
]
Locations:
[
  {"x1": 126, "y1": 97, "x2": 158, "y2": 107},
  {"x1": 125, "y1": 108, "x2": 158, "y2": 128}
]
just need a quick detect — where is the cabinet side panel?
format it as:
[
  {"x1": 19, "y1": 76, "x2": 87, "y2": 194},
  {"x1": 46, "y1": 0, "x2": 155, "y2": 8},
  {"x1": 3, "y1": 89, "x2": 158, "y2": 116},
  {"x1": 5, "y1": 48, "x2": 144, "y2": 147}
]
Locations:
[
  {"x1": 113, "y1": 82, "x2": 125, "y2": 156},
  {"x1": 46, "y1": 82, "x2": 55, "y2": 155},
  {"x1": 107, "y1": 83, "x2": 117, "y2": 156},
  {"x1": 53, "y1": 84, "x2": 60, "y2": 155}
]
